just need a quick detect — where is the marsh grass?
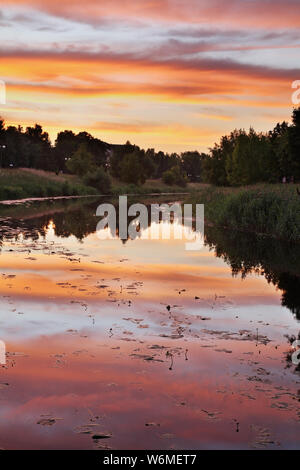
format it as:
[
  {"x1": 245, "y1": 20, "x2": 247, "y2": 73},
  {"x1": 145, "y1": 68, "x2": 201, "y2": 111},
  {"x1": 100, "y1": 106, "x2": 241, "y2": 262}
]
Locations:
[
  {"x1": 110, "y1": 178, "x2": 190, "y2": 196},
  {"x1": 0, "y1": 170, "x2": 195, "y2": 202},
  {"x1": 0, "y1": 169, "x2": 97, "y2": 200},
  {"x1": 188, "y1": 184, "x2": 300, "y2": 242}
]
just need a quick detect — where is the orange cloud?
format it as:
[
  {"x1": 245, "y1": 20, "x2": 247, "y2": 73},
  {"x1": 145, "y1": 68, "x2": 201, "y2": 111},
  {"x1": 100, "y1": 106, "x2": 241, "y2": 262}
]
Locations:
[{"x1": 0, "y1": 2, "x2": 298, "y2": 151}]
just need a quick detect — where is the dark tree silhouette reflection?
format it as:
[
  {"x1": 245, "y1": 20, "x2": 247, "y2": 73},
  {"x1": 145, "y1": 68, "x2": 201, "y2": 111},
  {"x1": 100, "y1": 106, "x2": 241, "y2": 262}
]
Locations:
[{"x1": 204, "y1": 226, "x2": 300, "y2": 320}]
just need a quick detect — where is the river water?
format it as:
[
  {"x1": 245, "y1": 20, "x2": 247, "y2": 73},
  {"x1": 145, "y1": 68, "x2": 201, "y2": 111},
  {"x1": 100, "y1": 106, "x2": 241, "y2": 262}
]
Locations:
[{"x1": 0, "y1": 197, "x2": 299, "y2": 449}]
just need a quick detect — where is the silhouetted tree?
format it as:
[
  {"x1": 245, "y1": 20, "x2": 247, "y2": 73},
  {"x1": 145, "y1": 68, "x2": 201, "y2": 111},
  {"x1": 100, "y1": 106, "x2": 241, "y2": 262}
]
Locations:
[
  {"x1": 119, "y1": 149, "x2": 146, "y2": 185},
  {"x1": 66, "y1": 144, "x2": 95, "y2": 176}
]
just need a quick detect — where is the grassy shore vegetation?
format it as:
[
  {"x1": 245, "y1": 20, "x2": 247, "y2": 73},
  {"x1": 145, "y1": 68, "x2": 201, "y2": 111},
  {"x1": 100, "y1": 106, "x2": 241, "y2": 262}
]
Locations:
[
  {"x1": 0, "y1": 168, "x2": 99, "y2": 200},
  {"x1": 0, "y1": 168, "x2": 191, "y2": 201},
  {"x1": 188, "y1": 184, "x2": 300, "y2": 242}
]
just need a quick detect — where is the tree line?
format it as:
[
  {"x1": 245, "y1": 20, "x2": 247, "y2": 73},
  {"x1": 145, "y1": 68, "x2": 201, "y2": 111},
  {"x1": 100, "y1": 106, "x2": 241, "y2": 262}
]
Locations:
[
  {"x1": 203, "y1": 107, "x2": 300, "y2": 186},
  {"x1": 0, "y1": 107, "x2": 299, "y2": 188}
]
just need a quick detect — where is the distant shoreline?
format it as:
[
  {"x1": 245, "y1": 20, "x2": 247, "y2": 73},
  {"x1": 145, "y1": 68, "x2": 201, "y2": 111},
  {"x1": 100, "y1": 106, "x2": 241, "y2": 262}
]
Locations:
[{"x1": 0, "y1": 191, "x2": 190, "y2": 206}]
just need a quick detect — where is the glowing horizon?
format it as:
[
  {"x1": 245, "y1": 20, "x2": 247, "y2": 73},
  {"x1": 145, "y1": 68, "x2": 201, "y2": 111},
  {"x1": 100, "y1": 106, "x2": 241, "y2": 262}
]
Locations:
[{"x1": 0, "y1": 0, "x2": 299, "y2": 152}]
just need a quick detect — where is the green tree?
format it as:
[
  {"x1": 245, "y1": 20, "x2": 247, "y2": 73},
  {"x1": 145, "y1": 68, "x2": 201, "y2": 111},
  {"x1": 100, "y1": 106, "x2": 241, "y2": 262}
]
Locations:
[
  {"x1": 268, "y1": 122, "x2": 289, "y2": 182},
  {"x1": 141, "y1": 148, "x2": 156, "y2": 179},
  {"x1": 25, "y1": 124, "x2": 52, "y2": 170},
  {"x1": 110, "y1": 141, "x2": 136, "y2": 178},
  {"x1": 55, "y1": 130, "x2": 77, "y2": 173},
  {"x1": 289, "y1": 107, "x2": 300, "y2": 180},
  {"x1": 119, "y1": 149, "x2": 146, "y2": 185},
  {"x1": 181, "y1": 151, "x2": 206, "y2": 182},
  {"x1": 0, "y1": 118, "x2": 4, "y2": 136},
  {"x1": 203, "y1": 145, "x2": 228, "y2": 186},
  {"x1": 66, "y1": 144, "x2": 95, "y2": 177},
  {"x1": 226, "y1": 129, "x2": 273, "y2": 186}
]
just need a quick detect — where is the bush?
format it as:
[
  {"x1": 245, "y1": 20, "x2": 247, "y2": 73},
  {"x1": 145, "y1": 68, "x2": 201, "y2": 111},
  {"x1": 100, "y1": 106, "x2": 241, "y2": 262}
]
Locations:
[
  {"x1": 162, "y1": 170, "x2": 176, "y2": 185},
  {"x1": 162, "y1": 166, "x2": 187, "y2": 187},
  {"x1": 83, "y1": 167, "x2": 112, "y2": 194},
  {"x1": 62, "y1": 181, "x2": 72, "y2": 196},
  {"x1": 73, "y1": 184, "x2": 97, "y2": 196},
  {"x1": 0, "y1": 185, "x2": 25, "y2": 200},
  {"x1": 46, "y1": 183, "x2": 59, "y2": 197}
]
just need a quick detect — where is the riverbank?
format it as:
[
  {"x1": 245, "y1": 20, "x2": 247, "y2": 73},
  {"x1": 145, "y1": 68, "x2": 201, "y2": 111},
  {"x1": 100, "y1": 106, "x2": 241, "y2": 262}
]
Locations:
[
  {"x1": 188, "y1": 184, "x2": 300, "y2": 242},
  {"x1": 0, "y1": 168, "x2": 98, "y2": 200},
  {"x1": 0, "y1": 168, "x2": 199, "y2": 202}
]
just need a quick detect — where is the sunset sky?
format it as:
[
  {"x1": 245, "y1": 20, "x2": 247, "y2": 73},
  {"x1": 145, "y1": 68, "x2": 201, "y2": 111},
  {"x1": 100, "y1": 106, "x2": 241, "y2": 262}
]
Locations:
[{"x1": 0, "y1": 0, "x2": 300, "y2": 152}]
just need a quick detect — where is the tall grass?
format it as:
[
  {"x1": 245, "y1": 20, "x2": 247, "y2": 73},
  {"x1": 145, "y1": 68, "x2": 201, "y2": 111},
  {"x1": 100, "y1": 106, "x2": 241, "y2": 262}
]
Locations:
[
  {"x1": 0, "y1": 170, "x2": 195, "y2": 202},
  {"x1": 188, "y1": 184, "x2": 300, "y2": 242},
  {"x1": 0, "y1": 169, "x2": 97, "y2": 200},
  {"x1": 111, "y1": 181, "x2": 189, "y2": 196}
]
